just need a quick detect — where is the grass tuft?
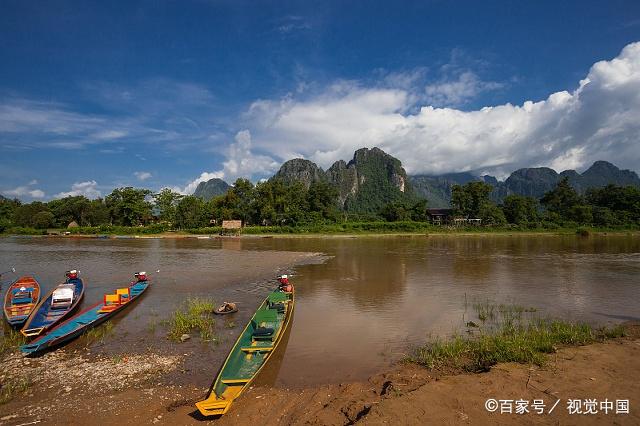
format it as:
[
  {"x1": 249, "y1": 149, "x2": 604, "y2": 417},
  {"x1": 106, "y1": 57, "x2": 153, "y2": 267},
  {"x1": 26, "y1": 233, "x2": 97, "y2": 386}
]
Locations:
[
  {"x1": 84, "y1": 321, "x2": 114, "y2": 344},
  {"x1": 407, "y1": 301, "x2": 626, "y2": 372},
  {"x1": 0, "y1": 329, "x2": 27, "y2": 356},
  {"x1": 0, "y1": 377, "x2": 31, "y2": 405},
  {"x1": 165, "y1": 297, "x2": 217, "y2": 342}
]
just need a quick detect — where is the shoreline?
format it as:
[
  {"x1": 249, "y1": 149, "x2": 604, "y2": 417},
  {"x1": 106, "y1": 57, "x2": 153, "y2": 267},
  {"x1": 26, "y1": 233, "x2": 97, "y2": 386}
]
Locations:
[
  {"x1": 1, "y1": 327, "x2": 637, "y2": 425},
  {"x1": 3, "y1": 229, "x2": 639, "y2": 240}
]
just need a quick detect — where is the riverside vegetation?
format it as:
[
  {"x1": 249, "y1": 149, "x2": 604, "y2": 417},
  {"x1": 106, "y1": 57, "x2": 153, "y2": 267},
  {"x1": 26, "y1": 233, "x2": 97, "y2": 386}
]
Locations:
[
  {"x1": 2, "y1": 147, "x2": 639, "y2": 235},
  {"x1": 406, "y1": 301, "x2": 626, "y2": 372},
  {"x1": 1, "y1": 177, "x2": 639, "y2": 235}
]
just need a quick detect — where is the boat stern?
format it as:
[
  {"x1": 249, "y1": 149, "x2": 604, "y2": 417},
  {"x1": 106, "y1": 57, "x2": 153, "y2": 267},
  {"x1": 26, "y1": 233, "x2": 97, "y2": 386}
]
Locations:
[
  {"x1": 195, "y1": 397, "x2": 232, "y2": 416},
  {"x1": 21, "y1": 327, "x2": 45, "y2": 338}
]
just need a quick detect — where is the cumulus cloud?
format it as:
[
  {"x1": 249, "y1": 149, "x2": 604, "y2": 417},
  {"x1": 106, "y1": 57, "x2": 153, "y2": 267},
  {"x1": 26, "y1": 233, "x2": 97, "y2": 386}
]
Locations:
[
  {"x1": 55, "y1": 181, "x2": 102, "y2": 199},
  {"x1": 425, "y1": 71, "x2": 503, "y2": 107},
  {"x1": 240, "y1": 42, "x2": 640, "y2": 176},
  {"x1": 134, "y1": 171, "x2": 152, "y2": 181},
  {"x1": 4, "y1": 185, "x2": 45, "y2": 199},
  {"x1": 182, "y1": 130, "x2": 279, "y2": 193}
]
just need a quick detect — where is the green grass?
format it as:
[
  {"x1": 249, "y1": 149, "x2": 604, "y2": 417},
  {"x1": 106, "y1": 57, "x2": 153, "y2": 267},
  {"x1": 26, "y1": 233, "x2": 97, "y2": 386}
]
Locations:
[
  {"x1": 164, "y1": 297, "x2": 218, "y2": 342},
  {"x1": 0, "y1": 377, "x2": 31, "y2": 405},
  {"x1": 406, "y1": 302, "x2": 626, "y2": 372},
  {"x1": 0, "y1": 329, "x2": 26, "y2": 356},
  {"x1": 84, "y1": 321, "x2": 114, "y2": 343}
]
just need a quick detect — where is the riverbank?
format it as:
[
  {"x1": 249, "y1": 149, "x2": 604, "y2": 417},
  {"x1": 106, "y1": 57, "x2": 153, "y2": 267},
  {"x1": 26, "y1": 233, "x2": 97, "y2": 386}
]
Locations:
[
  {"x1": 3, "y1": 227, "x2": 639, "y2": 239},
  {"x1": 0, "y1": 324, "x2": 637, "y2": 425}
]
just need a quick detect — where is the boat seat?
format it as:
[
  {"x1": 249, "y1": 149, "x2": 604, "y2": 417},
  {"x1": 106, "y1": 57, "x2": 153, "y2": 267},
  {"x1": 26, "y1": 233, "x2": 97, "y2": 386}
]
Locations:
[
  {"x1": 267, "y1": 292, "x2": 288, "y2": 303},
  {"x1": 221, "y1": 378, "x2": 249, "y2": 384},
  {"x1": 269, "y1": 302, "x2": 285, "y2": 313},
  {"x1": 253, "y1": 309, "x2": 277, "y2": 325},
  {"x1": 116, "y1": 288, "x2": 131, "y2": 299},
  {"x1": 98, "y1": 293, "x2": 122, "y2": 313},
  {"x1": 241, "y1": 346, "x2": 273, "y2": 353},
  {"x1": 12, "y1": 297, "x2": 32, "y2": 304},
  {"x1": 252, "y1": 326, "x2": 274, "y2": 336}
]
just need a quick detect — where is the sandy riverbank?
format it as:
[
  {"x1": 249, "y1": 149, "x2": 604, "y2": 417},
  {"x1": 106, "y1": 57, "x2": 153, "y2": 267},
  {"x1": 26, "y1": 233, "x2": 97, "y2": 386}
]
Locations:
[{"x1": 1, "y1": 325, "x2": 638, "y2": 425}]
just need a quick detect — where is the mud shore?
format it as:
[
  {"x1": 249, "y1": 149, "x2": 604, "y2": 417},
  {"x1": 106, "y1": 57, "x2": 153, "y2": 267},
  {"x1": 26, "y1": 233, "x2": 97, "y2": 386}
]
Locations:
[{"x1": 1, "y1": 326, "x2": 638, "y2": 425}]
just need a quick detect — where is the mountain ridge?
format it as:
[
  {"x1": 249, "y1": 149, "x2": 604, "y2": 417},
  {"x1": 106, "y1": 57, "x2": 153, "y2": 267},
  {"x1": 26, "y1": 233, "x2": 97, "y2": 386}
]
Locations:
[{"x1": 193, "y1": 148, "x2": 640, "y2": 209}]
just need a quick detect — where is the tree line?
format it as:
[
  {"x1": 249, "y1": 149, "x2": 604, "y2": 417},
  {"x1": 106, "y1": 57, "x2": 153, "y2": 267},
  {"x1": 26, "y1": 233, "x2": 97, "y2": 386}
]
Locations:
[
  {"x1": 1, "y1": 176, "x2": 638, "y2": 232},
  {"x1": 0, "y1": 178, "x2": 340, "y2": 231}
]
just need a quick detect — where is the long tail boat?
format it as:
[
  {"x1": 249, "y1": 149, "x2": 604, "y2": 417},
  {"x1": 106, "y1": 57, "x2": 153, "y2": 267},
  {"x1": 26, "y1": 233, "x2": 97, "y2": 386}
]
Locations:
[
  {"x1": 196, "y1": 275, "x2": 295, "y2": 417},
  {"x1": 3, "y1": 276, "x2": 41, "y2": 327},
  {"x1": 21, "y1": 270, "x2": 85, "y2": 338},
  {"x1": 21, "y1": 272, "x2": 150, "y2": 355}
]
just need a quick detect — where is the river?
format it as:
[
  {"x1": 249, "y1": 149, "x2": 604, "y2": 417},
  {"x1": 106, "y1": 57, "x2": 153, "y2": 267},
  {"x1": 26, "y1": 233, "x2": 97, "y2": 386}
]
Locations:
[{"x1": 1, "y1": 234, "x2": 638, "y2": 388}]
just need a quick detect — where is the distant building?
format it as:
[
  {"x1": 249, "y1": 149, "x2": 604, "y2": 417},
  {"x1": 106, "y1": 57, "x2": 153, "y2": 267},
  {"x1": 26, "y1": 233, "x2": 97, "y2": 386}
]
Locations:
[
  {"x1": 67, "y1": 221, "x2": 79, "y2": 228},
  {"x1": 426, "y1": 208, "x2": 453, "y2": 225}
]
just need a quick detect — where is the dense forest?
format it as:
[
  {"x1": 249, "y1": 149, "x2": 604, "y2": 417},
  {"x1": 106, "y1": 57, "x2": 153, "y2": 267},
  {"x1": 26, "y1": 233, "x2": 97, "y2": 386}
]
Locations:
[{"x1": 0, "y1": 176, "x2": 638, "y2": 234}]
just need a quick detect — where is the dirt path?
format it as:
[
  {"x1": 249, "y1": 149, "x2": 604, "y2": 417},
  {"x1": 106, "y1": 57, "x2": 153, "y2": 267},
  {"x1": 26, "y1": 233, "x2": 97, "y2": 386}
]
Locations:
[{"x1": 2, "y1": 334, "x2": 637, "y2": 425}]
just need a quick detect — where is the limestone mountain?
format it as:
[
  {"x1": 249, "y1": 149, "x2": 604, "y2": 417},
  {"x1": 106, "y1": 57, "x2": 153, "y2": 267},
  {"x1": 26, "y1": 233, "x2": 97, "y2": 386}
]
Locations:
[
  {"x1": 272, "y1": 158, "x2": 326, "y2": 189},
  {"x1": 272, "y1": 147, "x2": 413, "y2": 213},
  {"x1": 193, "y1": 178, "x2": 231, "y2": 201},
  {"x1": 411, "y1": 161, "x2": 640, "y2": 207}
]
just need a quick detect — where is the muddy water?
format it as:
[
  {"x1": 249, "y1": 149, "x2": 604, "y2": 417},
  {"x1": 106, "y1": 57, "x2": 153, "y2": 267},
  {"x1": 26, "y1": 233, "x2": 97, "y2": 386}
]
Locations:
[{"x1": 1, "y1": 234, "x2": 639, "y2": 388}]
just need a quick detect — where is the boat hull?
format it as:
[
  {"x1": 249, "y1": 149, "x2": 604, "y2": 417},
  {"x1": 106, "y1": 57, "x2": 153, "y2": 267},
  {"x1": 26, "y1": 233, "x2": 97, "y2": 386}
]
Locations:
[
  {"x1": 21, "y1": 279, "x2": 149, "y2": 355},
  {"x1": 20, "y1": 277, "x2": 85, "y2": 338},
  {"x1": 196, "y1": 284, "x2": 295, "y2": 417},
  {"x1": 3, "y1": 276, "x2": 41, "y2": 327}
]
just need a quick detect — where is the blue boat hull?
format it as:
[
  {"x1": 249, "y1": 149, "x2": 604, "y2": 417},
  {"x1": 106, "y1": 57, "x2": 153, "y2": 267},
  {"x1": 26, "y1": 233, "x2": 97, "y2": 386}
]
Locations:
[
  {"x1": 21, "y1": 280, "x2": 149, "y2": 355},
  {"x1": 21, "y1": 277, "x2": 84, "y2": 338}
]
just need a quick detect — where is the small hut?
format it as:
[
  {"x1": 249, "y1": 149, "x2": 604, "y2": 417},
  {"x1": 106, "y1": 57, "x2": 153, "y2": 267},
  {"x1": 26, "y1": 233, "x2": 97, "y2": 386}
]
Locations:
[
  {"x1": 221, "y1": 220, "x2": 242, "y2": 236},
  {"x1": 67, "y1": 221, "x2": 79, "y2": 229}
]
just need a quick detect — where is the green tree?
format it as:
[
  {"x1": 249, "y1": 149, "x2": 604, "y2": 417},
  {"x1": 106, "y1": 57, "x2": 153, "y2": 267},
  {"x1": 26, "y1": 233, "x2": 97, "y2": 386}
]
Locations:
[
  {"x1": 32, "y1": 211, "x2": 55, "y2": 229},
  {"x1": 502, "y1": 195, "x2": 539, "y2": 224},
  {"x1": 586, "y1": 185, "x2": 640, "y2": 221},
  {"x1": 569, "y1": 205, "x2": 593, "y2": 224},
  {"x1": 13, "y1": 202, "x2": 50, "y2": 228},
  {"x1": 154, "y1": 188, "x2": 183, "y2": 224},
  {"x1": 175, "y1": 195, "x2": 207, "y2": 229},
  {"x1": 540, "y1": 177, "x2": 581, "y2": 219},
  {"x1": 48, "y1": 196, "x2": 92, "y2": 227},
  {"x1": 306, "y1": 181, "x2": 339, "y2": 221},
  {"x1": 105, "y1": 187, "x2": 152, "y2": 226},
  {"x1": 451, "y1": 181, "x2": 493, "y2": 218},
  {"x1": 0, "y1": 198, "x2": 20, "y2": 229},
  {"x1": 84, "y1": 199, "x2": 110, "y2": 226}
]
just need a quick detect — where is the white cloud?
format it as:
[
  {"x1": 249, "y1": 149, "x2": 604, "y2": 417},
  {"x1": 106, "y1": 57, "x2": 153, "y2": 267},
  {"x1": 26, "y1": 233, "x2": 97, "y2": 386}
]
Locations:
[
  {"x1": 55, "y1": 181, "x2": 102, "y2": 199},
  {"x1": 181, "y1": 130, "x2": 279, "y2": 193},
  {"x1": 425, "y1": 71, "x2": 503, "y2": 107},
  {"x1": 134, "y1": 171, "x2": 152, "y2": 181},
  {"x1": 239, "y1": 42, "x2": 640, "y2": 176},
  {"x1": 4, "y1": 185, "x2": 45, "y2": 199}
]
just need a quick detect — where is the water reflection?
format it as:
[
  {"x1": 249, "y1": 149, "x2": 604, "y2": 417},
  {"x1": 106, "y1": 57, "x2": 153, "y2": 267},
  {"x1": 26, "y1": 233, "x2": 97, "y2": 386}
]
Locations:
[{"x1": 1, "y1": 234, "x2": 638, "y2": 388}]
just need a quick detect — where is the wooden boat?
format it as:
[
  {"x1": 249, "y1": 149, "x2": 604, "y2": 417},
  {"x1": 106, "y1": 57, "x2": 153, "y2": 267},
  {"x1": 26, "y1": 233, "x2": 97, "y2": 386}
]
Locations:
[
  {"x1": 196, "y1": 278, "x2": 295, "y2": 417},
  {"x1": 21, "y1": 272, "x2": 150, "y2": 355},
  {"x1": 3, "y1": 276, "x2": 41, "y2": 327},
  {"x1": 21, "y1": 270, "x2": 85, "y2": 338}
]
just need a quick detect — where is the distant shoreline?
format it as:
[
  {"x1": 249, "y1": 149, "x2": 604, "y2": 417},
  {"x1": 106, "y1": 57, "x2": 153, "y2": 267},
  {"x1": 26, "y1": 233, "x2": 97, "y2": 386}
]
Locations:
[{"x1": 3, "y1": 228, "x2": 639, "y2": 239}]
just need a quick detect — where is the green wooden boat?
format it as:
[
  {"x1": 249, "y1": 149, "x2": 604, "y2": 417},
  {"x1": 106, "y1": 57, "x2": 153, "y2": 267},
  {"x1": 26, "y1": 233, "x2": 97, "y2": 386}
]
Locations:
[{"x1": 196, "y1": 281, "x2": 294, "y2": 417}]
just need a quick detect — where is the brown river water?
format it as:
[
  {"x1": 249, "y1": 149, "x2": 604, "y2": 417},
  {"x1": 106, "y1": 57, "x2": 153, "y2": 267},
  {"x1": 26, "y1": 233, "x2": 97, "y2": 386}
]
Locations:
[{"x1": 1, "y1": 234, "x2": 639, "y2": 389}]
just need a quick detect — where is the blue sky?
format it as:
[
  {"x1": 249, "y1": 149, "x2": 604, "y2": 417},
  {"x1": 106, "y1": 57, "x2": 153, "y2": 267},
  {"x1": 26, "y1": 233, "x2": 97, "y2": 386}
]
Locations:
[{"x1": 1, "y1": 0, "x2": 640, "y2": 200}]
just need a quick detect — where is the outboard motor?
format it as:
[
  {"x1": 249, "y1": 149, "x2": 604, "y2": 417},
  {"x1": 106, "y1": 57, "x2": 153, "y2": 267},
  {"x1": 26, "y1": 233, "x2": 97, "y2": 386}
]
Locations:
[
  {"x1": 66, "y1": 269, "x2": 79, "y2": 280},
  {"x1": 277, "y1": 274, "x2": 293, "y2": 292},
  {"x1": 135, "y1": 271, "x2": 148, "y2": 282},
  {"x1": 277, "y1": 274, "x2": 289, "y2": 285}
]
